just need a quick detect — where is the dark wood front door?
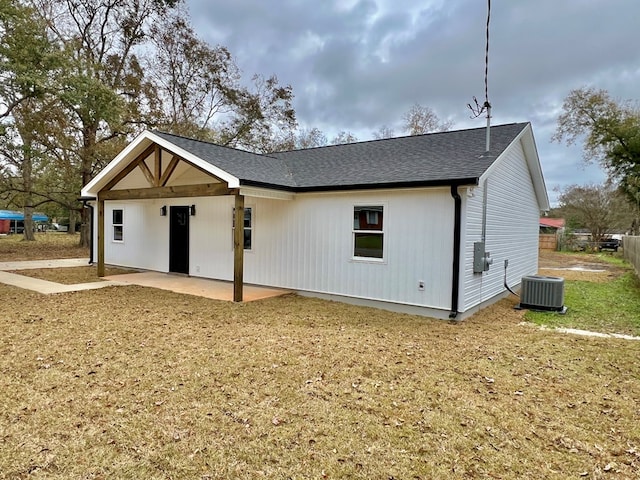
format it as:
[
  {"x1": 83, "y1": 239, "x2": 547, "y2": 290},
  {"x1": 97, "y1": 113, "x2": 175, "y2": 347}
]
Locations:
[{"x1": 169, "y1": 206, "x2": 190, "y2": 274}]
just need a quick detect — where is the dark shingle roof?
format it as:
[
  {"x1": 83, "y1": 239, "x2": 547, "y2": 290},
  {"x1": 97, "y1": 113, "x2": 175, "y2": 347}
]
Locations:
[
  {"x1": 152, "y1": 131, "x2": 296, "y2": 188},
  {"x1": 154, "y1": 123, "x2": 529, "y2": 192}
]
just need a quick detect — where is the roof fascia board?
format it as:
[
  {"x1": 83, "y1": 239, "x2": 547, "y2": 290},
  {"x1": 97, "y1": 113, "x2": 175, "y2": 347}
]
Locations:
[
  {"x1": 296, "y1": 185, "x2": 455, "y2": 198},
  {"x1": 520, "y1": 126, "x2": 550, "y2": 211},
  {"x1": 81, "y1": 130, "x2": 152, "y2": 197},
  {"x1": 237, "y1": 178, "x2": 479, "y2": 194},
  {"x1": 238, "y1": 186, "x2": 294, "y2": 201},
  {"x1": 289, "y1": 178, "x2": 479, "y2": 193}
]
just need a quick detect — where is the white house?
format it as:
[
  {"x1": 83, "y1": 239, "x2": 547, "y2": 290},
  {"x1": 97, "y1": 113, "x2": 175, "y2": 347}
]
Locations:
[{"x1": 81, "y1": 122, "x2": 549, "y2": 320}]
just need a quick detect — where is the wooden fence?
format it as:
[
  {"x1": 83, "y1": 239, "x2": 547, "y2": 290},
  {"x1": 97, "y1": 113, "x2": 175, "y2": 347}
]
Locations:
[
  {"x1": 539, "y1": 234, "x2": 558, "y2": 251},
  {"x1": 623, "y1": 236, "x2": 640, "y2": 277}
]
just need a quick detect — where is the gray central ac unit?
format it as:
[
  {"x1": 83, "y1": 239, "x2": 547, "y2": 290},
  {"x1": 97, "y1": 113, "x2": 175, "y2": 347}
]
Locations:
[{"x1": 518, "y1": 275, "x2": 566, "y2": 313}]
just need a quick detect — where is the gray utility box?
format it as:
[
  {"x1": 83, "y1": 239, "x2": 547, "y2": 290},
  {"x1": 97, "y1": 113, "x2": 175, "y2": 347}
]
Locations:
[{"x1": 473, "y1": 242, "x2": 493, "y2": 273}]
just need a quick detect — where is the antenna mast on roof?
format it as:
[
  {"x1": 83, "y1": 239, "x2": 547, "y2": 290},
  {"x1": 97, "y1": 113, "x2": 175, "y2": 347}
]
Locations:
[{"x1": 467, "y1": 0, "x2": 492, "y2": 152}]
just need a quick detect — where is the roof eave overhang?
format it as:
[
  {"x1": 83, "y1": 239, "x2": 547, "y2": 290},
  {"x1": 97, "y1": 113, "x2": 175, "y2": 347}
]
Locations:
[
  {"x1": 478, "y1": 123, "x2": 550, "y2": 212},
  {"x1": 240, "y1": 177, "x2": 479, "y2": 194},
  {"x1": 521, "y1": 126, "x2": 551, "y2": 211}
]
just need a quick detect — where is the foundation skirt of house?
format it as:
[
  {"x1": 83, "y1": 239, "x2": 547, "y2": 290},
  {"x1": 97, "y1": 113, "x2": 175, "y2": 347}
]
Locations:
[{"x1": 296, "y1": 286, "x2": 517, "y2": 321}]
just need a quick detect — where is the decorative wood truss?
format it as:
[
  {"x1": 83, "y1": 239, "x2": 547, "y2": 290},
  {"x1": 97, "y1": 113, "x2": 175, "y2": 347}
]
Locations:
[{"x1": 96, "y1": 142, "x2": 245, "y2": 302}]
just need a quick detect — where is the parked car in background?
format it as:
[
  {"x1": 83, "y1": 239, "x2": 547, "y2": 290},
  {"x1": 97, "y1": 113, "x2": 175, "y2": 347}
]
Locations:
[{"x1": 598, "y1": 237, "x2": 620, "y2": 251}]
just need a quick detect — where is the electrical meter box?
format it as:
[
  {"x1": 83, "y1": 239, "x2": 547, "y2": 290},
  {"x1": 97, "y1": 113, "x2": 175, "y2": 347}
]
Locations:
[{"x1": 473, "y1": 242, "x2": 493, "y2": 273}]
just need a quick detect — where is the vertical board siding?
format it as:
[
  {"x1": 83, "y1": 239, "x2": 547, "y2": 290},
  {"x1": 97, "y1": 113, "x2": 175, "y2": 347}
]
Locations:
[
  {"x1": 458, "y1": 185, "x2": 484, "y2": 310},
  {"x1": 107, "y1": 189, "x2": 456, "y2": 310},
  {"x1": 246, "y1": 189, "x2": 454, "y2": 308},
  {"x1": 103, "y1": 188, "x2": 459, "y2": 311},
  {"x1": 190, "y1": 196, "x2": 235, "y2": 279},
  {"x1": 104, "y1": 200, "x2": 168, "y2": 271},
  {"x1": 462, "y1": 139, "x2": 540, "y2": 311}
]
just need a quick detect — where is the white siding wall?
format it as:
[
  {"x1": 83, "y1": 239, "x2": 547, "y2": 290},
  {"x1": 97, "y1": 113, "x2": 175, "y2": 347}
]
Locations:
[
  {"x1": 102, "y1": 197, "x2": 238, "y2": 275},
  {"x1": 190, "y1": 196, "x2": 236, "y2": 279},
  {"x1": 104, "y1": 199, "x2": 169, "y2": 271},
  {"x1": 243, "y1": 189, "x2": 454, "y2": 309},
  {"x1": 102, "y1": 188, "x2": 457, "y2": 311},
  {"x1": 460, "y1": 139, "x2": 540, "y2": 311}
]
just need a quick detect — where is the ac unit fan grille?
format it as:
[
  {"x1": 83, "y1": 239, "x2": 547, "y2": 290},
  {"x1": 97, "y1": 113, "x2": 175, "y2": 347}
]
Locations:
[{"x1": 519, "y1": 275, "x2": 565, "y2": 311}]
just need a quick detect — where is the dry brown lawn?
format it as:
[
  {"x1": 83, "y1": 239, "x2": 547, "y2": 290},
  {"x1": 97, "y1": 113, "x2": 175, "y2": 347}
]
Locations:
[
  {"x1": 7, "y1": 266, "x2": 136, "y2": 285},
  {"x1": 1, "y1": 237, "x2": 639, "y2": 479},
  {"x1": 0, "y1": 232, "x2": 88, "y2": 261}
]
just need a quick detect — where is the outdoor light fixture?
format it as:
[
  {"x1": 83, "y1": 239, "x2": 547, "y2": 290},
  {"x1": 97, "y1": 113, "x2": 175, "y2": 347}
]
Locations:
[
  {"x1": 160, "y1": 205, "x2": 167, "y2": 216},
  {"x1": 190, "y1": 205, "x2": 196, "y2": 216}
]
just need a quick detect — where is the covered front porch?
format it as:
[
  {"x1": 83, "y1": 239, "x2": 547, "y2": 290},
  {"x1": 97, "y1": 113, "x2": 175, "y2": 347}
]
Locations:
[{"x1": 83, "y1": 131, "x2": 287, "y2": 303}]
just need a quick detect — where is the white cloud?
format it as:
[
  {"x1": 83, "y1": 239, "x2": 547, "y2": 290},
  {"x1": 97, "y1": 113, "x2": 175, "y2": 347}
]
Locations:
[{"x1": 186, "y1": 0, "x2": 640, "y2": 197}]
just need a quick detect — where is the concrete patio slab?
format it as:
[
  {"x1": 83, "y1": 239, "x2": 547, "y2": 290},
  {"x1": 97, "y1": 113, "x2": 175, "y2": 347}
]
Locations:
[
  {"x1": 103, "y1": 271, "x2": 292, "y2": 302},
  {"x1": 0, "y1": 258, "x2": 291, "y2": 302}
]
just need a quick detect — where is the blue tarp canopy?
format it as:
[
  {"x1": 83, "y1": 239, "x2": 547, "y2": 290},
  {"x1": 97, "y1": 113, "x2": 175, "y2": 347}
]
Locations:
[{"x1": 0, "y1": 210, "x2": 48, "y2": 222}]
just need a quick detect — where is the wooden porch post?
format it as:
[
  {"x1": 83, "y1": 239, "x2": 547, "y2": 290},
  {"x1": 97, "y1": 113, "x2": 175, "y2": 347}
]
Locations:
[
  {"x1": 233, "y1": 193, "x2": 245, "y2": 302},
  {"x1": 97, "y1": 195, "x2": 105, "y2": 277}
]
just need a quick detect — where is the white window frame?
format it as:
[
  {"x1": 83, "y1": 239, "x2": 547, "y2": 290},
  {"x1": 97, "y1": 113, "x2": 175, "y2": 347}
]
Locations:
[
  {"x1": 112, "y1": 208, "x2": 124, "y2": 243},
  {"x1": 352, "y1": 204, "x2": 385, "y2": 262},
  {"x1": 232, "y1": 205, "x2": 254, "y2": 251}
]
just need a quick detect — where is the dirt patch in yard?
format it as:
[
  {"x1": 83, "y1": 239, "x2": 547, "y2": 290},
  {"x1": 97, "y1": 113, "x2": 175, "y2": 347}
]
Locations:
[
  {"x1": 538, "y1": 250, "x2": 627, "y2": 282},
  {"x1": 8, "y1": 266, "x2": 138, "y2": 284},
  {"x1": 539, "y1": 250, "x2": 623, "y2": 271},
  {"x1": 537, "y1": 268, "x2": 621, "y2": 283}
]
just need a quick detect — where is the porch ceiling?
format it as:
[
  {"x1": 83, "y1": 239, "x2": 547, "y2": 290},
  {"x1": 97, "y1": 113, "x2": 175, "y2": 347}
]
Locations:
[
  {"x1": 98, "y1": 140, "x2": 230, "y2": 198},
  {"x1": 111, "y1": 150, "x2": 223, "y2": 191}
]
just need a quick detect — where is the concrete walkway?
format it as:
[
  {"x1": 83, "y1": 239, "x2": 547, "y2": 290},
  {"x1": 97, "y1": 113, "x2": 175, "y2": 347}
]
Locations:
[
  {"x1": 0, "y1": 258, "x2": 91, "y2": 271},
  {"x1": 0, "y1": 258, "x2": 124, "y2": 294},
  {"x1": 0, "y1": 258, "x2": 291, "y2": 301},
  {"x1": 0, "y1": 270, "x2": 124, "y2": 294}
]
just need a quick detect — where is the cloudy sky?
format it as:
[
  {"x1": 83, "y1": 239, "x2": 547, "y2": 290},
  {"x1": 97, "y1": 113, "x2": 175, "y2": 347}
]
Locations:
[{"x1": 185, "y1": 0, "x2": 640, "y2": 205}]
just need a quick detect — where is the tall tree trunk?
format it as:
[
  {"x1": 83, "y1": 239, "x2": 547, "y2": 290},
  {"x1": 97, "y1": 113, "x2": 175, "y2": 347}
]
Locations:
[
  {"x1": 21, "y1": 130, "x2": 36, "y2": 241},
  {"x1": 68, "y1": 209, "x2": 77, "y2": 235},
  {"x1": 23, "y1": 204, "x2": 35, "y2": 240},
  {"x1": 78, "y1": 123, "x2": 98, "y2": 248}
]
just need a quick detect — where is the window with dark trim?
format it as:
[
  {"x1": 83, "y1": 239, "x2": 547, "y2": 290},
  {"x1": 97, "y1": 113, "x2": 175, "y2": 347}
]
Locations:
[
  {"x1": 353, "y1": 205, "x2": 383, "y2": 259},
  {"x1": 232, "y1": 207, "x2": 252, "y2": 250},
  {"x1": 112, "y1": 209, "x2": 123, "y2": 242}
]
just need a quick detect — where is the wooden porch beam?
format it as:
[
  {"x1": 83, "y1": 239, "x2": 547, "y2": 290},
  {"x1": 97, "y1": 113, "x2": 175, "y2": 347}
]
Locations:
[
  {"x1": 154, "y1": 144, "x2": 162, "y2": 186},
  {"x1": 100, "y1": 183, "x2": 230, "y2": 200},
  {"x1": 233, "y1": 193, "x2": 245, "y2": 302},
  {"x1": 103, "y1": 143, "x2": 156, "y2": 191},
  {"x1": 103, "y1": 142, "x2": 230, "y2": 194},
  {"x1": 138, "y1": 160, "x2": 155, "y2": 187},
  {"x1": 159, "y1": 155, "x2": 180, "y2": 187}
]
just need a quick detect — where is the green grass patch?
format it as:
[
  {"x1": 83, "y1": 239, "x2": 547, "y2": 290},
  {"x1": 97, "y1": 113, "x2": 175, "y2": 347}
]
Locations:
[
  {"x1": 593, "y1": 251, "x2": 627, "y2": 266},
  {"x1": 526, "y1": 271, "x2": 640, "y2": 336}
]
